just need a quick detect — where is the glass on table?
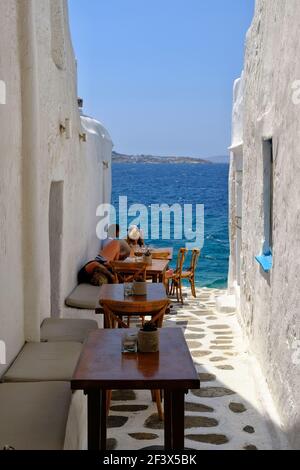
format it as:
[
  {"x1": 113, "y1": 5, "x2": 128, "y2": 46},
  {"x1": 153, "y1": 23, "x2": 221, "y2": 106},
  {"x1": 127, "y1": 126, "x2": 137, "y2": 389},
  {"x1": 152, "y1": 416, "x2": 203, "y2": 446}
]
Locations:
[
  {"x1": 124, "y1": 283, "x2": 133, "y2": 297},
  {"x1": 122, "y1": 332, "x2": 138, "y2": 353}
]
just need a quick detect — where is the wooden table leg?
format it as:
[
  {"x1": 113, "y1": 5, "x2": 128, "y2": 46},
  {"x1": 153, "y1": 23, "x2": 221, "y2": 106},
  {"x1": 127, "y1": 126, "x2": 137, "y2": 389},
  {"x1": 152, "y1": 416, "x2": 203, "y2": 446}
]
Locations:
[
  {"x1": 171, "y1": 390, "x2": 185, "y2": 449},
  {"x1": 87, "y1": 390, "x2": 100, "y2": 450},
  {"x1": 164, "y1": 389, "x2": 172, "y2": 450},
  {"x1": 99, "y1": 389, "x2": 107, "y2": 450},
  {"x1": 87, "y1": 389, "x2": 107, "y2": 450},
  {"x1": 164, "y1": 389, "x2": 185, "y2": 450}
]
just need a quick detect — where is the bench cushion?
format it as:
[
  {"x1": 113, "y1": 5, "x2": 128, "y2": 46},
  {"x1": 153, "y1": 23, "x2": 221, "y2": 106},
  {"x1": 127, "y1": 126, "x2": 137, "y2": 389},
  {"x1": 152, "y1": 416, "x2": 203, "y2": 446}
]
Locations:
[
  {"x1": 0, "y1": 382, "x2": 71, "y2": 450},
  {"x1": 41, "y1": 318, "x2": 98, "y2": 343},
  {"x1": 65, "y1": 284, "x2": 101, "y2": 310},
  {"x1": 3, "y1": 342, "x2": 82, "y2": 383}
]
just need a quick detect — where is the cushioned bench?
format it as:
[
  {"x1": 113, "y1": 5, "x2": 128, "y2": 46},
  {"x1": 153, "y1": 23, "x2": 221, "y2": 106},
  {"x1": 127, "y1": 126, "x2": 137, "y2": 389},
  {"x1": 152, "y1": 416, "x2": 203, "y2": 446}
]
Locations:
[
  {"x1": 0, "y1": 382, "x2": 71, "y2": 450},
  {"x1": 3, "y1": 342, "x2": 82, "y2": 383},
  {"x1": 41, "y1": 318, "x2": 98, "y2": 343},
  {"x1": 65, "y1": 284, "x2": 101, "y2": 310}
]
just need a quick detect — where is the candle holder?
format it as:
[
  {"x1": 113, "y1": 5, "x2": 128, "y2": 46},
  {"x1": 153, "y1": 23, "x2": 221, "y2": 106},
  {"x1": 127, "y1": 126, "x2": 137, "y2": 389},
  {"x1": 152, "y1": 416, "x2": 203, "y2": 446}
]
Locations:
[{"x1": 138, "y1": 322, "x2": 159, "y2": 353}]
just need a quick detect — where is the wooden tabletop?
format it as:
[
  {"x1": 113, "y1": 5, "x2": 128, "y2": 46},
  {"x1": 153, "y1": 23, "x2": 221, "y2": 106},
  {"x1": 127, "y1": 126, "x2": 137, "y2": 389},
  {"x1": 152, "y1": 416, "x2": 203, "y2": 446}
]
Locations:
[
  {"x1": 71, "y1": 328, "x2": 200, "y2": 391},
  {"x1": 99, "y1": 283, "x2": 167, "y2": 304},
  {"x1": 119, "y1": 258, "x2": 169, "y2": 275},
  {"x1": 151, "y1": 247, "x2": 174, "y2": 261}
]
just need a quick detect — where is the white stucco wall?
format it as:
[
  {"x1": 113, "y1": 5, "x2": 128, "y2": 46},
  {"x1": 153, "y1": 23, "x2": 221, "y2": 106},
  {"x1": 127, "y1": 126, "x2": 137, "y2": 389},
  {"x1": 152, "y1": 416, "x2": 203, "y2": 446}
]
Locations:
[
  {"x1": 80, "y1": 115, "x2": 113, "y2": 261},
  {"x1": 0, "y1": 0, "x2": 25, "y2": 377},
  {"x1": 229, "y1": 0, "x2": 300, "y2": 448},
  {"x1": 0, "y1": 0, "x2": 112, "y2": 376},
  {"x1": 228, "y1": 76, "x2": 244, "y2": 295},
  {"x1": 231, "y1": 76, "x2": 244, "y2": 149}
]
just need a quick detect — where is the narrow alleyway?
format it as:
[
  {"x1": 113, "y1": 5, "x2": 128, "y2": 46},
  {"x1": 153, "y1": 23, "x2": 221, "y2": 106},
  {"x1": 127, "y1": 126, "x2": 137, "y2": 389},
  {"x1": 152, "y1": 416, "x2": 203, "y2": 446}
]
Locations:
[{"x1": 107, "y1": 288, "x2": 289, "y2": 450}]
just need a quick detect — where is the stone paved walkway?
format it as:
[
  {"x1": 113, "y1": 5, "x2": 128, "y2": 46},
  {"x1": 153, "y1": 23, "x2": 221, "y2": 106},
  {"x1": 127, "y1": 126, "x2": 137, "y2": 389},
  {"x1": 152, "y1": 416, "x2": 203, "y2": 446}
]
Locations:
[{"x1": 106, "y1": 288, "x2": 288, "y2": 450}]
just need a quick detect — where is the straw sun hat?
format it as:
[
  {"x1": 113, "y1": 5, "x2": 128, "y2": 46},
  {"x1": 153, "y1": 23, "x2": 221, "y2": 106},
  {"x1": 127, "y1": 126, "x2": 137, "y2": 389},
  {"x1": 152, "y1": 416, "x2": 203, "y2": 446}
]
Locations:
[{"x1": 128, "y1": 225, "x2": 142, "y2": 241}]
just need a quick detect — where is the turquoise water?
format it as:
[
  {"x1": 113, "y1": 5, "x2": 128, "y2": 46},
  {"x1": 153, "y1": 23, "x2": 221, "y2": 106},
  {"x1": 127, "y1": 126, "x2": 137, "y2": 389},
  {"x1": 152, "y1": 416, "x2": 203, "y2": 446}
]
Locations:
[{"x1": 112, "y1": 163, "x2": 229, "y2": 288}]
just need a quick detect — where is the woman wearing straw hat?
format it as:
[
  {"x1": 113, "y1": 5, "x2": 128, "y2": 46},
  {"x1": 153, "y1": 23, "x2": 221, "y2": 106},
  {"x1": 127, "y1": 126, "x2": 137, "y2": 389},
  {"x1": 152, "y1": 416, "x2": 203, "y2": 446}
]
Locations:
[{"x1": 126, "y1": 225, "x2": 145, "y2": 252}]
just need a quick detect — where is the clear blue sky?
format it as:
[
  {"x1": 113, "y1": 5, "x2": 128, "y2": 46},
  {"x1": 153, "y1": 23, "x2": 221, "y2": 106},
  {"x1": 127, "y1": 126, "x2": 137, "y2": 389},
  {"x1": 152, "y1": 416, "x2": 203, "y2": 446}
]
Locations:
[{"x1": 69, "y1": 0, "x2": 254, "y2": 157}]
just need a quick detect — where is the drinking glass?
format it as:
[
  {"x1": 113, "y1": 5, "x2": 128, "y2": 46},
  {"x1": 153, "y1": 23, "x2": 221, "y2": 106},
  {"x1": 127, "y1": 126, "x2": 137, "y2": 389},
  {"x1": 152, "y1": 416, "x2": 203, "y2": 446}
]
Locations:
[
  {"x1": 122, "y1": 333, "x2": 138, "y2": 353},
  {"x1": 124, "y1": 283, "x2": 133, "y2": 297}
]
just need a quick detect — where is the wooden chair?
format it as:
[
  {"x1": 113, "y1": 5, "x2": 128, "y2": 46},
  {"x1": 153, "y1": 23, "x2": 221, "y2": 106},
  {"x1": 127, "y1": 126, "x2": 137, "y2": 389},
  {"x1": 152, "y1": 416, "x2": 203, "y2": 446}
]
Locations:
[
  {"x1": 100, "y1": 298, "x2": 170, "y2": 329},
  {"x1": 100, "y1": 297, "x2": 170, "y2": 420},
  {"x1": 109, "y1": 261, "x2": 148, "y2": 326},
  {"x1": 165, "y1": 248, "x2": 188, "y2": 304},
  {"x1": 181, "y1": 248, "x2": 201, "y2": 298},
  {"x1": 110, "y1": 261, "x2": 147, "y2": 283}
]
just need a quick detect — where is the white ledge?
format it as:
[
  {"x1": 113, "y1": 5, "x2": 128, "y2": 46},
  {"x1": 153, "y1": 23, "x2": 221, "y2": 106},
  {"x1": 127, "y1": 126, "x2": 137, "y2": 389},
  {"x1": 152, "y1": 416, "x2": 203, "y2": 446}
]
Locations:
[{"x1": 228, "y1": 142, "x2": 244, "y2": 152}]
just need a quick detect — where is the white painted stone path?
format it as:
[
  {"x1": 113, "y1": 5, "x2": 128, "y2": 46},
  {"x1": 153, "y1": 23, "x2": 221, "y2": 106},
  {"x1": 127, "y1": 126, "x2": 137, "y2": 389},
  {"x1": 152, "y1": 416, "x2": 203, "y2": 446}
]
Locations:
[{"x1": 107, "y1": 288, "x2": 289, "y2": 450}]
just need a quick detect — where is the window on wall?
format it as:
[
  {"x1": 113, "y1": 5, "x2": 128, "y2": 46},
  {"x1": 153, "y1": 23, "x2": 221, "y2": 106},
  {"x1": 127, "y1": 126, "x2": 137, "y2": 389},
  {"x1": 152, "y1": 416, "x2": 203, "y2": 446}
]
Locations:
[
  {"x1": 50, "y1": 0, "x2": 66, "y2": 70},
  {"x1": 263, "y1": 138, "x2": 274, "y2": 252},
  {"x1": 256, "y1": 138, "x2": 274, "y2": 273}
]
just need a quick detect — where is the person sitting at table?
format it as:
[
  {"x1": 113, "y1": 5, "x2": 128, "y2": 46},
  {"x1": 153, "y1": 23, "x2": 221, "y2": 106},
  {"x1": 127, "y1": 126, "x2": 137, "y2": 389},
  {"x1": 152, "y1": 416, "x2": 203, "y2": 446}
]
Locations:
[
  {"x1": 78, "y1": 225, "x2": 131, "y2": 286},
  {"x1": 78, "y1": 241, "x2": 122, "y2": 286},
  {"x1": 101, "y1": 223, "x2": 120, "y2": 249},
  {"x1": 126, "y1": 225, "x2": 145, "y2": 254},
  {"x1": 78, "y1": 260, "x2": 115, "y2": 286},
  {"x1": 99, "y1": 224, "x2": 131, "y2": 261},
  {"x1": 106, "y1": 224, "x2": 132, "y2": 261}
]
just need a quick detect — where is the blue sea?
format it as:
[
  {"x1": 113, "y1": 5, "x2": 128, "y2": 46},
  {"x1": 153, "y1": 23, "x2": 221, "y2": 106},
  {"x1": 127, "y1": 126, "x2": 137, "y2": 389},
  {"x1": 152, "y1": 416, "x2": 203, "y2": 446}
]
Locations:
[{"x1": 112, "y1": 164, "x2": 229, "y2": 289}]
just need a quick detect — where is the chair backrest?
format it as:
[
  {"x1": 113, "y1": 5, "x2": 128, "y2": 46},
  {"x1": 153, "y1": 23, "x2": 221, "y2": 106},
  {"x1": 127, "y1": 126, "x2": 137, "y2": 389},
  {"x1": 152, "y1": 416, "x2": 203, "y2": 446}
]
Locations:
[
  {"x1": 175, "y1": 248, "x2": 188, "y2": 274},
  {"x1": 100, "y1": 297, "x2": 170, "y2": 328},
  {"x1": 100, "y1": 297, "x2": 170, "y2": 315},
  {"x1": 110, "y1": 261, "x2": 147, "y2": 283},
  {"x1": 190, "y1": 248, "x2": 201, "y2": 274}
]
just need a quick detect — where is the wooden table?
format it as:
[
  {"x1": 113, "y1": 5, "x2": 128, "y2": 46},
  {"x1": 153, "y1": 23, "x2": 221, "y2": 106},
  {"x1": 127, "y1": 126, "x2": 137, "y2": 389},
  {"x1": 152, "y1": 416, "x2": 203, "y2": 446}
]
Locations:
[
  {"x1": 99, "y1": 283, "x2": 169, "y2": 328},
  {"x1": 100, "y1": 283, "x2": 167, "y2": 304},
  {"x1": 122, "y1": 258, "x2": 170, "y2": 283},
  {"x1": 71, "y1": 328, "x2": 200, "y2": 450},
  {"x1": 148, "y1": 259, "x2": 169, "y2": 282},
  {"x1": 151, "y1": 247, "x2": 174, "y2": 261}
]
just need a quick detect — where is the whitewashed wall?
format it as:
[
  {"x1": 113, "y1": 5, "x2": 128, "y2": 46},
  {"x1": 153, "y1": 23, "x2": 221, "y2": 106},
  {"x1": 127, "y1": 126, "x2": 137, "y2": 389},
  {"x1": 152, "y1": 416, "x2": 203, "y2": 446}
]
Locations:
[
  {"x1": 80, "y1": 115, "x2": 113, "y2": 262},
  {"x1": 228, "y1": 75, "x2": 244, "y2": 300},
  {"x1": 0, "y1": 0, "x2": 24, "y2": 377},
  {"x1": 230, "y1": 0, "x2": 300, "y2": 448},
  {"x1": 0, "y1": 0, "x2": 112, "y2": 376}
]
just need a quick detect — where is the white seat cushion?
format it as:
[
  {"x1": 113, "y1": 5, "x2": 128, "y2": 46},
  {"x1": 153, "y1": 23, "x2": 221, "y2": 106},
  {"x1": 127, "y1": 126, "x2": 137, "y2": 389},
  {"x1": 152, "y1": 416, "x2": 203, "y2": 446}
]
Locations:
[
  {"x1": 3, "y1": 342, "x2": 82, "y2": 383},
  {"x1": 65, "y1": 284, "x2": 101, "y2": 310},
  {"x1": 41, "y1": 318, "x2": 98, "y2": 343},
  {"x1": 0, "y1": 382, "x2": 71, "y2": 450}
]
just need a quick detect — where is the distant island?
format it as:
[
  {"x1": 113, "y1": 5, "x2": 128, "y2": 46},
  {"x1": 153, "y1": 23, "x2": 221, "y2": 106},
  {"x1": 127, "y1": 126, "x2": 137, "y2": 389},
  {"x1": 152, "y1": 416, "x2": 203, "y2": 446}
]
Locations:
[
  {"x1": 112, "y1": 151, "x2": 229, "y2": 165},
  {"x1": 204, "y1": 155, "x2": 230, "y2": 164}
]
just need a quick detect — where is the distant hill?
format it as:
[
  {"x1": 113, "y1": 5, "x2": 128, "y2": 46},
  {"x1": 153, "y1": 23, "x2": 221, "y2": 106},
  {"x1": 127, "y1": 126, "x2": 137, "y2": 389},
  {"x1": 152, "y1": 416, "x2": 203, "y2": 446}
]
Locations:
[
  {"x1": 112, "y1": 151, "x2": 213, "y2": 165},
  {"x1": 204, "y1": 155, "x2": 230, "y2": 164}
]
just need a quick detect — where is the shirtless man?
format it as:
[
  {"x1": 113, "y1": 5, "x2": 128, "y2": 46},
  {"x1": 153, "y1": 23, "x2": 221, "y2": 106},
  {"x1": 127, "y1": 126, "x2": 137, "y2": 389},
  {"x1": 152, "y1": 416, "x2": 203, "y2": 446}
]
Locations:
[
  {"x1": 96, "y1": 224, "x2": 130, "y2": 264},
  {"x1": 78, "y1": 225, "x2": 130, "y2": 285}
]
